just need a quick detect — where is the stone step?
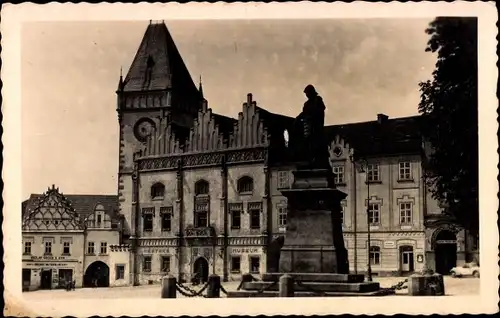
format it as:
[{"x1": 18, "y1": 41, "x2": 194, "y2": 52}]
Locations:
[
  {"x1": 226, "y1": 289, "x2": 395, "y2": 298},
  {"x1": 262, "y1": 273, "x2": 365, "y2": 283},
  {"x1": 242, "y1": 281, "x2": 380, "y2": 293}
]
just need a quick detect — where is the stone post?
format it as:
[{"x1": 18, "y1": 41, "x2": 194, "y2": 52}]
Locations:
[
  {"x1": 279, "y1": 274, "x2": 295, "y2": 297},
  {"x1": 206, "y1": 274, "x2": 221, "y2": 298},
  {"x1": 161, "y1": 275, "x2": 177, "y2": 298}
]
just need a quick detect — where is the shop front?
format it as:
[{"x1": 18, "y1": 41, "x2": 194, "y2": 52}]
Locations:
[
  {"x1": 22, "y1": 256, "x2": 83, "y2": 291},
  {"x1": 228, "y1": 246, "x2": 266, "y2": 281}
]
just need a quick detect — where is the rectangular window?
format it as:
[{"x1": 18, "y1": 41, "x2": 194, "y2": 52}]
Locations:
[
  {"x1": 231, "y1": 256, "x2": 241, "y2": 273},
  {"x1": 194, "y1": 198, "x2": 209, "y2": 228},
  {"x1": 368, "y1": 203, "x2": 380, "y2": 225},
  {"x1": 100, "y1": 242, "x2": 107, "y2": 254},
  {"x1": 24, "y1": 241, "x2": 32, "y2": 255},
  {"x1": 116, "y1": 265, "x2": 125, "y2": 280},
  {"x1": 278, "y1": 207, "x2": 287, "y2": 228},
  {"x1": 97, "y1": 214, "x2": 102, "y2": 227},
  {"x1": 231, "y1": 210, "x2": 241, "y2": 229},
  {"x1": 195, "y1": 211, "x2": 208, "y2": 228},
  {"x1": 369, "y1": 247, "x2": 381, "y2": 265},
  {"x1": 44, "y1": 241, "x2": 52, "y2": 255},
  {"x1": 249, "y1": 202, "x2": 262, "y2": 229},
  {"x1": 277, "y1": 171, "x2": 289, "y2": 189},
  {"x1": 143, "y1": 256, "x2": 152, "y2": 272},
  {"x1": 161, "y1": 256, "x2": 171, "y2": 273},
  {"x1": 161, "y1": 211, "x2": 172, "y2": 232},
  {"x1": 399, "y1": 203, "x2": 413, "y2": 224},
  {"x1": 143, "y1": 214, "x2": 153, "y2": 232},
  {"x1": 250, "y1": 210, "x2": 260, "y2": 229},
  {"x1": 63, "y1": 241, "x2": 71, "y2": 255},
  {"x1": 249, "y1": 256, "x2": 260, "y2": 274},
  {"x1": 229, "y1": 203, "x2": 243, "y2": 229},
  {"x1": 367, "y1": 164, "x2": 380, "y2": 182},
  {"x1": 87, "y1": 241, "x2": 95, "y2": 255},
  {"x1": 332, "y1": 165, "x2": 345, "y2": 184},
  {"x1": 399, "y1": 162, "x2": 412, "y2": 180}
]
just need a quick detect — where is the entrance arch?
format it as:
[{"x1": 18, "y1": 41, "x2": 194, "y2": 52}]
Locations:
[
  {"x1": 193, "y1": 257, "x2": 209, "y2": 283},
  {"x1": 434, "y1": 230, "x2": 457, "y2": 275},
  {"x1": 84, "y1": 261, "x2": 110, "y2": 287}
]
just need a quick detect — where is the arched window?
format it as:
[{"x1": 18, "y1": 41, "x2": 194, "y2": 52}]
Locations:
[
  {"x1": 151, "y1": 183, "x2": 165, "y2": 199},
  {"x1": 369, "y1": 246, "x2": 381, "y2": 265},
  {"x1": 195, "y1": 180, "x2": 209, "y2": 196},
  {"x1": 94, "y1": 204, "x2": 105, "y2": 228},
  {"x1": 237, "y1": 176, "x2": 254, "y2": 194}
]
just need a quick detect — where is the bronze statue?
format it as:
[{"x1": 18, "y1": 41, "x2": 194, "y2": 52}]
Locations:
[{"x1": 293, "y1": 85, "x2": 330, "y2": 169}]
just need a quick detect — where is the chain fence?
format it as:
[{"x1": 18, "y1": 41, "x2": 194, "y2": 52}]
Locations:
[{"x1": 175, "y1": 281, "x2": 210, "y2": 298}]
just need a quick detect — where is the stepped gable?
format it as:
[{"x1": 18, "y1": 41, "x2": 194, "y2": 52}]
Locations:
[
  {"x1": 22, "y1": 187, "x2": 120, "y2": 227},
  {"x1": 122, "y1": 21, "x2": 199, "y2": 96},
  {"x1": 142, "y1": 118, "x2": 183, "y2": 157},
  {"x1": 183, "y1": 102, "x2": 230, "y2": 153},
  {"x1": 228, "y1": 94, "x2": 270, "y2": 149},
  {"x1": 325, "y1": 115, "x2": 423, "y2": 157}
]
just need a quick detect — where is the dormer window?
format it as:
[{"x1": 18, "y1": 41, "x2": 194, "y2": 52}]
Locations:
[
  {"x1": 237, "y1": 176, "x2": 254, "y2": 194},
  {"x1": 195, "y1": 180, "x2": 209, "y2": 196},
  {"x1": 151, "y1": 183, "x2": 165, "y2": 199}
]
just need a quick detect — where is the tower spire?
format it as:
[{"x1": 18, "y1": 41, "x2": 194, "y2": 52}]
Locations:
[{"x1": 117, "y1": 66, "x2": 124, "y2": 91}]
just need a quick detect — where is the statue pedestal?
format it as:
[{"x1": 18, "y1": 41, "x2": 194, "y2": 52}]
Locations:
[{"x1": 279, "y1": 168, "x2": 348, "y2": 274}]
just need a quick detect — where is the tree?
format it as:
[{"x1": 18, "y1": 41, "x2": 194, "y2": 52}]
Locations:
[{"x1": 418, "y1": 17, "x2": 478, "y2": 235}]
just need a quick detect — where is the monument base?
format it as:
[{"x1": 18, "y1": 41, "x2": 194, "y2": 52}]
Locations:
[{"x1": 226, "y1": 273, "x2": 392, "y2": 298}]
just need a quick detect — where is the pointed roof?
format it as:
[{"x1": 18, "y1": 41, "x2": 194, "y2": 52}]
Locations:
[{"x1": 122, "y1": 21, "x2": 198, "y2": 94}]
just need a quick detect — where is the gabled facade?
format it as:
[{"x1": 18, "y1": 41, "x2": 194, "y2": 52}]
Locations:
[{"x1": 21, "y1": 185, "x2": 127, "y2": 290}]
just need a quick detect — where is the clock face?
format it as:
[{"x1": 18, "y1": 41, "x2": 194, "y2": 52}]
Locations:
[
  {"x1": 133, "y1": 118, "x2": 155, "y2": 142},
  {"x1": 333, "y1": 146, "x2": 343, "y2": 157}
]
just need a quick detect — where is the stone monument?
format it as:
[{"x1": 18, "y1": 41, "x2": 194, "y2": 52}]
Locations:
[{"x1": 228, "y1": 85, "x2": 387, "y2": 297}]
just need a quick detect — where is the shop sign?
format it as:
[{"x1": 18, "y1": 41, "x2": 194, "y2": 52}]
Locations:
[
  {"x1": 230, "y1": 247, "x2": 259, "y2": 254},
  {"x1": 25, "y1": 262, "x2": 70, "y2": 267},
  {"x1": 31, "y1": 256, "x2": 68, "y2": 261},
  {"x1": 383, "y1": 241, "x2": 396, "y2": 249},
  {"x1": 436, "y1": 240, "x2": 457, "y2": 244}
]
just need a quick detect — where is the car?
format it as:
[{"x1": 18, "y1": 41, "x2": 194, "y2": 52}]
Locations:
[{"x1": 450, "y1": 263, "x2": 480, "y2": 278}]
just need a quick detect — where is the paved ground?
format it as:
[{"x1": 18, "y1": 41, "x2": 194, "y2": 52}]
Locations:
[{"x1": 23, "y1": 276, "x2": 479, "y2": 299}]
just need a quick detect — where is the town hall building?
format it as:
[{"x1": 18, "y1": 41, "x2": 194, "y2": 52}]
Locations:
[
  {"x1": 114, "y1": 21, "x2": 477, "y2": 284},
  {"x1": 22, "y1": 21, "x2": 478, "y2": 290}
]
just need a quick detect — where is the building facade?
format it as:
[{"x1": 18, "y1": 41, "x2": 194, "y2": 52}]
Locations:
[
  {"x1": 114, "y1": 21, "x2": 478, "y2": 284},
  {"x1": 23, "y1": 21, "x2": 478, "y2": 290},
  {"x1": 21, "y1": 185, "x2": 128, "y2": 290}
]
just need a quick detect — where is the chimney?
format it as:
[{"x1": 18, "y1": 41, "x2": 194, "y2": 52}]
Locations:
[{"x1": 377, "y1": 113, "x2": 389, "y2": 124}]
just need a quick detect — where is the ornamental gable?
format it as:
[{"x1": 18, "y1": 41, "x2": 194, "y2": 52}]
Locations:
[
  {"x1": 142, "y1": 118, "x2": 183, "y2": 157},
  {"x1": 184, "y1": 105, "x2": 227, "y2": 153},
  {"x1": 228, "y1": 94, "x2": 269, "y2": 149},
  {"x1": 22, "y1": 185, "x2": 84, "y2": 231}
]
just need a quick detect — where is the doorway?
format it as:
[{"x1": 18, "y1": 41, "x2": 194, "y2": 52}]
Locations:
[
  {"x1": 22, "y1": 269, "x2": 31, "y2": 291},
  {"x1": 400, "y1": 246, "x2": 414, "y2": 273},
  {"x1": 40, "y1": 270, "x2": 52, "y2": 289},
  {"x1": 193, "y1": 257, "x2": 209, "y2": 283},
  {"x1": 58, "y1": 269, "x2": 73, "y2": 288},
  {"x1": 84, "y1": 261, "x2": 110, "y2": 287},
  {"x1": 434, "y1": 230, "x2": 457, "y2": 275}
]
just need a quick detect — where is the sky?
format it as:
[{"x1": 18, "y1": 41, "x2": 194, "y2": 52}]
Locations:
[{"x1": 21, "y1": 19, "x2": 436, "y2": 198}]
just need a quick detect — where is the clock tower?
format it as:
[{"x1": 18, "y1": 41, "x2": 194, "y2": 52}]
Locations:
[{"x1": 116, "y1": 21, "x2": 202, "y2": 242}]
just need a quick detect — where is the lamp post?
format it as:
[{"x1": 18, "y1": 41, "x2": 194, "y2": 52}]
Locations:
[{"x1": 349, "y1": 150, "x2": 373, "y2": 282}]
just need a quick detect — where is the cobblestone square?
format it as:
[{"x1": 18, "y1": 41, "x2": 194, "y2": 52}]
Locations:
[{"x1": 23, "y1": 276, "x2": 479, "y2": 300}]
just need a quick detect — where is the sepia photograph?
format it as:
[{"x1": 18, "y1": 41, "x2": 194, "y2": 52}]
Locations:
[{"x1": 2, "y1": 2, "x2": 498, "y2": 316}]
